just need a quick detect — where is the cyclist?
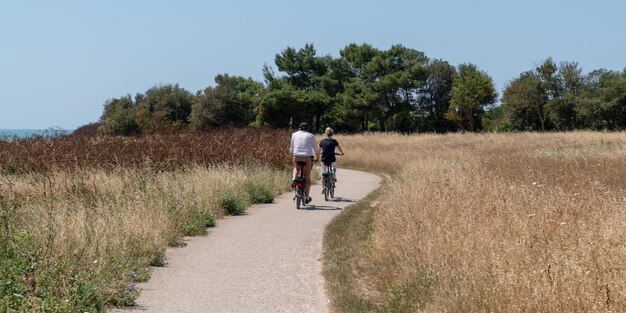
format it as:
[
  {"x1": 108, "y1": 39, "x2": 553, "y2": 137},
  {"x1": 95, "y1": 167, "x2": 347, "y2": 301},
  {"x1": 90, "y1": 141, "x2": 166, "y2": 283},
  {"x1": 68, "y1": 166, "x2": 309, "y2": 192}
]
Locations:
[
  {"x1": 289, "y1": 122, "x2": 320, "y2": 204},
  {"x1": 319, "y1": 127, "x2": 345, "y2": 181}
]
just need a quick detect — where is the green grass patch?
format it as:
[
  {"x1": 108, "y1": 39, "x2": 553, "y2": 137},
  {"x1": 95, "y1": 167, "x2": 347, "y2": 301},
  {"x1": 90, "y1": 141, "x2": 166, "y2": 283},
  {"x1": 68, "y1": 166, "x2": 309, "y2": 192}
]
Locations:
[
  {"x1": 221, "y1": 191, "x2": 247, "y2": 215},
  {"x1": 245, "y1": 180, "x2": 275, "y2": 204}
]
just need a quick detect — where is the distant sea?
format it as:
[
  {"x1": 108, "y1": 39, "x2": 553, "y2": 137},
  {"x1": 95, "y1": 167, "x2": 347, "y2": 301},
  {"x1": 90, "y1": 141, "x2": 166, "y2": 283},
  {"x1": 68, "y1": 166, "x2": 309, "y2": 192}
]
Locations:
[{"x1": 0, "y1": 128, "x2": 71, "y2": 139}]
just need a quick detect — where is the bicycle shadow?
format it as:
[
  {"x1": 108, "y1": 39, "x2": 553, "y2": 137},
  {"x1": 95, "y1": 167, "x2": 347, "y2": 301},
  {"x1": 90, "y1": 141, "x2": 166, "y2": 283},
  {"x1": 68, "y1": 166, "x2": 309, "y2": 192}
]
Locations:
[
  {"x1": 326, "y1": 197, "x2": 353, "y2": 203},
  {"x1": 303, "y1": 205, "x2": 343, "y2": 211}
]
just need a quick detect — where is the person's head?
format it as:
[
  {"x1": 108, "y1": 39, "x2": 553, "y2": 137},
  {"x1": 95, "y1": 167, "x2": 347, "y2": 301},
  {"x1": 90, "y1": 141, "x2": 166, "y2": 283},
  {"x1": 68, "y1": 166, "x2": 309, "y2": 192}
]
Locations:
[
  {"x1": 298, "y1": 122, "x2": 310, "y2": 132},
  {"x1": 324, "y1": 127, "x2": 334, "y2": 138}
]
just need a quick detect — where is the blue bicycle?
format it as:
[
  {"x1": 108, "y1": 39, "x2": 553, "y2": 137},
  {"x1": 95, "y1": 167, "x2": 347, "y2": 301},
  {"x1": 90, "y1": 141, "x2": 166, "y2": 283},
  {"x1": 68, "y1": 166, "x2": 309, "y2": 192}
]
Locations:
[
  {"x1": 321, "y1": 163, "x2": 335, "y2": 201},
  {"x1": 321, "y1": 153, "x2": 342, "y2": 201}
]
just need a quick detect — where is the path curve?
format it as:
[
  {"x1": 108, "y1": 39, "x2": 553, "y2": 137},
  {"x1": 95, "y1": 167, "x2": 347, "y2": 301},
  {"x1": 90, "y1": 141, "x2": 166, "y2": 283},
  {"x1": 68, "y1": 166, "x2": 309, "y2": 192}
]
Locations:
[{"x1": 110, "y1": 169, "x2": 380, "y2": 313}]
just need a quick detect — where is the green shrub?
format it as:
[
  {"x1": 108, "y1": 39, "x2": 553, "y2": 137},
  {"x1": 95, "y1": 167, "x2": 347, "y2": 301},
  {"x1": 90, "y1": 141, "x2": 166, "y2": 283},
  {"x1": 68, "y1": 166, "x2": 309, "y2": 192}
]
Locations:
[
  {"x1": 178, "y1": 205, "x2": 209, "y2": 237},
  {"x1": 69, "y1": 281, "x2": 104, "y2": 312},
  {"x1": 177, "y1": 206, "x2": 215, "y2": 236},
  {"x1": 202, "y1": 209, "x2": 216, "y2": 227},
  {"x1": 221, "y1": 191, "x2": 247, "y2": 215},
  {"x1": 144, "y1": 246, "x2": 166, "y2": 267},
  {"x1": 0, "y1": 234, "x2": 32, "y2": 310},
  {"x1": 245, "y1": 180, "x2": 274, "y2": 204}
]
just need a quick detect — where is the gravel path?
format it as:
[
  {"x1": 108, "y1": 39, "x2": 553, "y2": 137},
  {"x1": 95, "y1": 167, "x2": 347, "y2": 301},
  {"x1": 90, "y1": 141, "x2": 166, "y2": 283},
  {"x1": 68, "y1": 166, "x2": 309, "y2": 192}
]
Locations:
[{"x1": 110, "y1": 168, "x2": 380, "y2": 313}]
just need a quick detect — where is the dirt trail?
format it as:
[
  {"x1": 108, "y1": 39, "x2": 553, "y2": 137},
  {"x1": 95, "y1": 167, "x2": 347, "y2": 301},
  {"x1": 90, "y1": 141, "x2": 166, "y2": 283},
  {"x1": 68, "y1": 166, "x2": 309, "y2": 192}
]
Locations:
[{"x1": 110, "y1": 168, "x2": 380, "y2": 313}]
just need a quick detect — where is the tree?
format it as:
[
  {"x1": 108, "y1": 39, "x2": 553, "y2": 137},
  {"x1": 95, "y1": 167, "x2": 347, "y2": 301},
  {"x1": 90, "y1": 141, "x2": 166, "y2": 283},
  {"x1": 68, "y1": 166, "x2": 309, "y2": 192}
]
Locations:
[
  {"x1": 97, "y1": 95, "x2": 139, "y2": 135},
  {"x1": 501, "y1": 73, "x2": 549, "y2": 130},
  {"x1": 259, "y1": 44, "x2": 333, "y2": 132},
  {"x1": 419, "y1": 59, "x2": 457, "y2": 132},
  {"x1": 257, "y1": 74, "x2": 309, "y2": 128},
  {"x1": 135, "y1": 84, "x2": 194, "y2": 131},
  {"x1": 576, "y1": 69, "x2": 626, "y2": 130},
  {"x1": 190, "y1": 74, "x2": 263, "y2": 129},
  {"x1": 446, "y1": 64, "x2": 497, "y2": 131},
  {"x1": 334, "y1": 77, "x2": 379, "y2": 131},
  {"x1": 546, "y1": 61, "x2": 583, "y2": 130},
  {"x1": 333, "y1": 43, "x2": 383, "y2": 131},
  {"x1": 369, "y1": 45, "x2": 429, "y2": 131}
]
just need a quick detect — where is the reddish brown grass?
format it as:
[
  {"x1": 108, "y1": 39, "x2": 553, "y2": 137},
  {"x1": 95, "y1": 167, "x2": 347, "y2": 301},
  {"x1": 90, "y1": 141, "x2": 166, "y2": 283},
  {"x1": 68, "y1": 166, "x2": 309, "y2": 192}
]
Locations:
[{"x1": 0, "y1": 127, "x2": 291, "y2": 173}]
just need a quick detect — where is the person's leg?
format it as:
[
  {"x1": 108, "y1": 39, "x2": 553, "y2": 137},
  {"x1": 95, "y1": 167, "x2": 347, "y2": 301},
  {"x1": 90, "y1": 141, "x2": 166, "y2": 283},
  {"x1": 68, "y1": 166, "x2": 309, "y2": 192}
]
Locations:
[
  {"x1": 292, "y1": 157, "x2": 298, "y2": 180},
  {"x1": 302, "y1": 157, "x2": 313, "y2": 197},
  {"x1": 331, "y1": 162, "x2": 337, "y2": 180}
]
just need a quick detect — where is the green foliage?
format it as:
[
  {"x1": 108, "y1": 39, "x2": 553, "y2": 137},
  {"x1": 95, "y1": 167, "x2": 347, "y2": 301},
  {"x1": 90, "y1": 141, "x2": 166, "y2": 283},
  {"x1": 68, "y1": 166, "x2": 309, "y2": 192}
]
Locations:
[
  {"x1": 135, "y1": 84, "x2": 194, "y2": 132},
  {"x1": 482, "y1": 105, "x2": 511, "y2": 132},
  {"x1": 0, "y1": 234, "x2": 32, "y2": 311},
  {"x1": 577, "y1": 69, "x2": 626, "y2": 130},
  {"x1": 0, "y1": 233, "x2": 137, "y2": 312},
  {"x1": 176, "y1": 205, "x2": 217, "y2": 237},
  {"x1": 261, "y1": 44, "x2": 335, "y2": 132},
  {"x1": 501, "y1": 73, "x2": 549, "y2": 131},
  {"x1": 220, "y1": 191, "x2": 247, "y2": 215},
  {"x1": 190, "y1": 74, "x2": 263, "y2": 129},
  {"x1": 418, "y1": 59, "x2": 457, "y2": 132},
  {"x1": 90, "y1": 46, "x2": 626, "y2": 135},
  {"x1": 500, "y1": 58, "x2": 626, "y2": 132},
  {"x1": 98, "y1": 95, "x2": 139, "y2": 135},
  {"x1": 447, "y1": 64, "x2": 497, "y2": 131},
  {"x1": 245, "y1": 180, "x2": 274, "y2": 204}
]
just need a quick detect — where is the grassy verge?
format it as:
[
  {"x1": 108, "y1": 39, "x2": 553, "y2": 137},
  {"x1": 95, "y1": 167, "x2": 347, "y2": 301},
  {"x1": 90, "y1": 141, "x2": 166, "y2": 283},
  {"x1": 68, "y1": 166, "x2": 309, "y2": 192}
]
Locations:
[
  {"x1": 0, "y1": 165, "x2": 290, "y2": 312},
  {"x1": 324, "y1": 174, "x2": 434, "y2": 313},
  {"x1": 323, "y1": 187, "x2": 380, "y2": 312}
]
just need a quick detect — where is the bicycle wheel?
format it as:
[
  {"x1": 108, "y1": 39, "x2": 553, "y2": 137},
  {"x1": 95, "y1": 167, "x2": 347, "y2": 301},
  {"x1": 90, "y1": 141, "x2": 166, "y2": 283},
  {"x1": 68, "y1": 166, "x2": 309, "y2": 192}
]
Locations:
[
  {"x1": 296, "y1": 187, "x2": 303, "y2": 209},
  {"x1": 324, "y1": 187, "x2": 329, "y2": 201},
  {"x1": 330, "y1": 185, "x2": 334, "y2": 198}
]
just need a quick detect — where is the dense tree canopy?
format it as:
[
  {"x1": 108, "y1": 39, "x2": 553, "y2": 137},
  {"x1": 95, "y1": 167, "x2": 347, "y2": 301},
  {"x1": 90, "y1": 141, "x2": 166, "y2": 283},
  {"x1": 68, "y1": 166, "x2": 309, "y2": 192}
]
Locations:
[
  {"x1": 501, "y1": 58, "x2": 626, "y2": 131},
  {"x1": 94, "y1": 44, "x2": 626, "y2": 135},
  {"x1": 446, "y1": 64, "x2": 497, "y2": 131},
  {"x1": 190, "y1": 74, "x2": 263, "y2": 129}
]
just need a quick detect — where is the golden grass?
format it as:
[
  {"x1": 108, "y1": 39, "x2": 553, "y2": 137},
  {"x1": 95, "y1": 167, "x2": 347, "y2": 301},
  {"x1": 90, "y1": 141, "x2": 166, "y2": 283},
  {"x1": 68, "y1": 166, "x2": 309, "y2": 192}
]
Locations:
[
  {"x1": 331, "y1": 131, "x2": 626, "y2": 312},
  {"x1": 0, "y1": 165, "x2": 289, "y2": 310}
]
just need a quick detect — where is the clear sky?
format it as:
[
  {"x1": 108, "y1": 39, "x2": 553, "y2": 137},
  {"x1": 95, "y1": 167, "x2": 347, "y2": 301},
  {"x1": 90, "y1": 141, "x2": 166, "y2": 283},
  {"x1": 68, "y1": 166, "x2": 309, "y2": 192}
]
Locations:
[{"x1": 1, "y1": 0, "x2": 624, "y2": 129}]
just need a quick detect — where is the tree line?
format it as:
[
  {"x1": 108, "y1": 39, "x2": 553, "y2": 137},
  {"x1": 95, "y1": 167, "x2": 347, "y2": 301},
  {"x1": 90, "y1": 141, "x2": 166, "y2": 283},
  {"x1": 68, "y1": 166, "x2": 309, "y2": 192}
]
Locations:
[
  {"x1": 97, "y1": 43, "x2": 626, "y2": 135},
  {"x1": 500, "y1": 57, "x2": 626, "y2": 131}
]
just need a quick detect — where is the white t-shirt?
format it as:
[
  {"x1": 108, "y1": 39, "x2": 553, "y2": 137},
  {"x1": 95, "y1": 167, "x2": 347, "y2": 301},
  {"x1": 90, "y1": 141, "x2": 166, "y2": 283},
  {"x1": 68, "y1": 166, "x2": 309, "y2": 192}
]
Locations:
[{"x1": 290, "y1": 130, "x2": 319, "y2": 156}]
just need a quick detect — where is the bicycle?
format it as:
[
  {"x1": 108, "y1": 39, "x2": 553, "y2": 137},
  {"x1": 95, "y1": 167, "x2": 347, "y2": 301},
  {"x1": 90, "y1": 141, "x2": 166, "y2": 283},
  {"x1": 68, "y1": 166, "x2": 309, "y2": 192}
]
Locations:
[
  {"x1": 293, "y1": 161, "x2": 307, "y2": 209},
  {"x1": 321, "y1": 162, "x2": 335, "y2": 201},
  {"x1": 321, "y1": 153, "x2": 342, "y2": 201}
]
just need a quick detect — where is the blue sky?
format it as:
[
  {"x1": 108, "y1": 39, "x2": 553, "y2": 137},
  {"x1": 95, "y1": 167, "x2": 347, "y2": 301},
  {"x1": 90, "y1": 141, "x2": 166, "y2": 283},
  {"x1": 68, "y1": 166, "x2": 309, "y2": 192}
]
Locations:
[{"x1": 1, "y1": 0, "x2": 624, "y2": 129}]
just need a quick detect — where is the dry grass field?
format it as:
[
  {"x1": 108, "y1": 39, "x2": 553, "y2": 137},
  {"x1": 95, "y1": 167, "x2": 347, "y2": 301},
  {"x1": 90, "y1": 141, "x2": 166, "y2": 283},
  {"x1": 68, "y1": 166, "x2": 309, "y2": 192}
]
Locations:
[
  {"x1": 0, "y1": 128, "x2": 291, "y2": 312},
  {"x1": 326, "y1": 132, "x2": 626, "y2": 312}
]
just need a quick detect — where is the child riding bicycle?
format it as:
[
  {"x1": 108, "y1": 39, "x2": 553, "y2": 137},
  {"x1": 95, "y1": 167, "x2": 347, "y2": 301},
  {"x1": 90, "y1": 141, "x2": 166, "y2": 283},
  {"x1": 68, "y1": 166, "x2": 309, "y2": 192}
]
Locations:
[{"x1": 319, "y1": 127, "x2": 345, "y2": 181}]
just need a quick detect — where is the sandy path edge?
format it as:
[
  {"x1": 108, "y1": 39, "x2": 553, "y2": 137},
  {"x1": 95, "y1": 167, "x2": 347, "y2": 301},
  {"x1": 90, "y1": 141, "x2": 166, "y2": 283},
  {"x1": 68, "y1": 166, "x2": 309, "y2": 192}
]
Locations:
[{"x1": 109, "y1": 169, "x2": 381, "y2": 313}]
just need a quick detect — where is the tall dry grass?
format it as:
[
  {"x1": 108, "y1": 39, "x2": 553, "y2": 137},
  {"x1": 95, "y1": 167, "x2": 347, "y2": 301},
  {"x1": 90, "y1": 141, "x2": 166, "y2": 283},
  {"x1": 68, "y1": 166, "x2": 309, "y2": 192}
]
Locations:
[
  {"x1": 1, "y1": 165, "x2": 289, "y2": 311},
  {"x1": 0, "y1": 128, "x2": 292, "y2": 311},
  {"x1": 332, "y1": 132, "x2": 626, "y2": 312}
]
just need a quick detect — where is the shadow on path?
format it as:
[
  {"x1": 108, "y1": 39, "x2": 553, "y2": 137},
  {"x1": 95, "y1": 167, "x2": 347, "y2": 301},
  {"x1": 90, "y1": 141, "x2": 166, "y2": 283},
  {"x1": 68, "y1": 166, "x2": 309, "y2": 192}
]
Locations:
[
  {"x1": 326, "y1": 197, "x2": 353, "y2": 203},
  {"x1": 303, "y1": 205, "x2": 342, "y2": 211}
]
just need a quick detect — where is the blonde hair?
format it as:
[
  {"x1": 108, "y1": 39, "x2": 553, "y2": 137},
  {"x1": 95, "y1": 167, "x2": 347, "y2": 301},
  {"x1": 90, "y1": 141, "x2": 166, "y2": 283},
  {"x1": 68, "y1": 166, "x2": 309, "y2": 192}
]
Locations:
[{"x1": 324, "y1": 127, "x2": 334, "y2": 137}]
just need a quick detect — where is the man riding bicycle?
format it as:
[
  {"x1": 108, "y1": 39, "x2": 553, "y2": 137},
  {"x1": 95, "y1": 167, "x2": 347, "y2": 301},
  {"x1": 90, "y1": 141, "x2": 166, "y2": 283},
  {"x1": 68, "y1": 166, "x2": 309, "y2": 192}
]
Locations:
[{"x1": 289, "y1": 122, "x2": 320, "y2": 204}]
